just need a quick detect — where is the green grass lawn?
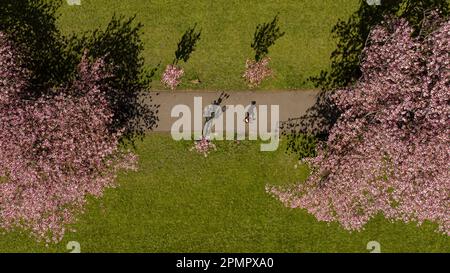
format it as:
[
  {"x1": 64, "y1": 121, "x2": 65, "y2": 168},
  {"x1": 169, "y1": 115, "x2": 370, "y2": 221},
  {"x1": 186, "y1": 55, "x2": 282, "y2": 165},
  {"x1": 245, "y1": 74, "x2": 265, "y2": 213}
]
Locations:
[
  {"x1": 0, "y1": 133, "x2": 448, "y2": 253},
  {"x1": 57, "y1": 0, "x2": 359, "y2": 90}
]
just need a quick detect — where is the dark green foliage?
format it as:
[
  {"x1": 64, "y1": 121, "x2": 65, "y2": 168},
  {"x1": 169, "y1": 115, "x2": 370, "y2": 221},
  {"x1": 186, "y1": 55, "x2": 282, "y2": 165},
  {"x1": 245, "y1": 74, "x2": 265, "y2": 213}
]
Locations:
[
  {"x1": 251, "y1": 14, "x2": 285, "y2": 61},
  {"x1": 0, "y1": 1, "x2": 159, "y2": 143},
  {"x1": 310, "y1": 0, "x2": 450, "y2": 91},
  {"x1": 70, "y1": 15, "x2": 159, "y2": 142},
  {"x1": 0, "y1": 0, "x2": 76, "y2": 95},
  {"x1": 289, "y1": 0, "x2": 449, "y2": 159},
  {"x1": 401, "y1": 0, "x2": 450, "y2": 31},
  {"x1": 173, "y1": 24, "x2": 201, "y2": 64},
  {"x1": 286, "y1": 134, "x2": 318, "y2": 160}
]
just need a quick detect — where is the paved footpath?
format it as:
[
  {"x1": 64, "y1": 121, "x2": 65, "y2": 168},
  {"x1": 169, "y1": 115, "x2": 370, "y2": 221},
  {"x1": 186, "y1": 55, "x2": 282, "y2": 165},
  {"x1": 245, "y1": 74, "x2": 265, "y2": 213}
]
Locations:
[{"x1": 148, "y1": 90, "x2": 319, "y2": 132}]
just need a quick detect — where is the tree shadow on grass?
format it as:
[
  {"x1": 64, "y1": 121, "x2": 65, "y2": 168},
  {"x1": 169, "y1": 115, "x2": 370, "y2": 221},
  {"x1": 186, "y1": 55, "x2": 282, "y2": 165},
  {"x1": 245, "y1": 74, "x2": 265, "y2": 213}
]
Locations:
[
  {"x1": 284, "y1": 0, "x2": 449, "y2": 158},
  {"x1": 0, "y1": 0, "x2": 160, "y2": 144}
]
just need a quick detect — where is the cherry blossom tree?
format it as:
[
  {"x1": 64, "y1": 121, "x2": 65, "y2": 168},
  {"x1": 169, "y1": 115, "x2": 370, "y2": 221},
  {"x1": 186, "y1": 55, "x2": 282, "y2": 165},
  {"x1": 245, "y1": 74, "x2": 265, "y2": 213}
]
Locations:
[
  {"x1": 243, "y1": 57, "x2": 273, "y2": 88},
  {"x1": 161, "y1": 64, "x2": 184, "y2": 90},
  {"x1": 0, "y1": 33, "x2": 137, "y2": 243},
  {"x1": 161, "y1": 24, "x2": 201, "y2": 90},
  {"x1": 243, "y1": 15, "x2": 284, "y2": 88},
  {"x1": 268, "y1": 14, "x2": 449, "y2": 235}
]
